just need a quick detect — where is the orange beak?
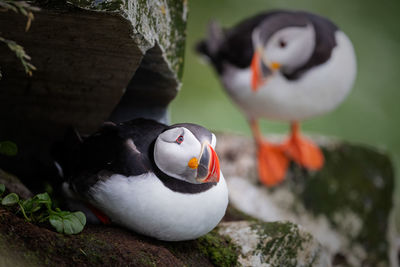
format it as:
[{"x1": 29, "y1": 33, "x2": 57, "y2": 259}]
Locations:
[
  {"x1": 251, "y1": 50, "x2": 280, "y2": 92},
  {"x1": 195, "y1": 144, "x2": 220, "y2": 183},
  {"x1": 250, "y1": 50, "x2": 265, "y2": 92},
  {"x1": 204, "y1": 145, "x2": 220, "y2": 183}
]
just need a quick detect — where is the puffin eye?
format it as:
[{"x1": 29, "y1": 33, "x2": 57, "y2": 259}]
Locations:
[
  {"x1": 176, "y1": 135, "x2": 184, "y2": 144},
  {"x1": 278, "y1": 40, "x2": 287, "y2": 48}
]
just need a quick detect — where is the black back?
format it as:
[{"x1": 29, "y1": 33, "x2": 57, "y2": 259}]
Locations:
[
  {"x1": 53, "y1": 118, "x2": 216, "y2": 195},
  {"x1": 196, "y1": 10, "x2": 338, "y2": 80}
]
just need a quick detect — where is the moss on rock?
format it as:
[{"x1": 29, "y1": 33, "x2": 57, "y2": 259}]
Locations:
[
  {"x1": 63, "y1": 0, "x2": 187, "y2": 79},
  {"x1": 218, "y1": 221, "x2": 329, "y2": 267},
  {"x1": 218, "y1": 135, "x2": 396, "y2": 266},
  {"x1": 295, "y1": 143, "x2": 394, "y2": 265},
  {"x1": 196, "y1": 229, "x2": 239, "y2": 267}
]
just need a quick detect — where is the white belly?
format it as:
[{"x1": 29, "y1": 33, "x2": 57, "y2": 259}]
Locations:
[
  {"x1": 222, "y1": 31, "x2": 357, "y2": 121},
  {"x1": 89, "y1": 172, "x2": 229, "y2": 241}
]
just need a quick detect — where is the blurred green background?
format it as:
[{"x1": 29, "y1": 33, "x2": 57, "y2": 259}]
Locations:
[{"x1": 170, "y1": 0, "x2": 400, "y2": 221}]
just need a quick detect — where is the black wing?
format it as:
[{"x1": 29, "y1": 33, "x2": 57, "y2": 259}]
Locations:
[
  {"x1": 283, "y1": 11, "x2": 338, "y2": 80},
  {"x1": 53, "y1": 119, "x2": 167, "y2": 195}
]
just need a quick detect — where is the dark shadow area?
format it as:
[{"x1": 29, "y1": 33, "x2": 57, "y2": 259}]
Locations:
[{"x1": 109, "y1": 44, "x2": 179, "y2": 124}]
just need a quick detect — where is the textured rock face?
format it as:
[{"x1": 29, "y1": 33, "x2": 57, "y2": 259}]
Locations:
[
  {"x1": 0, "y1": 0, "x2": 187, "y2": 189},
  {"x1": 216, "y1": 133, "x2": 397, "y2": 267},
  {"x1": 0, "y1": 0, "x2": 186, "y2": 135},
  {"x1": 0, "y1": 167, "x2": 329, "y2": 267},
  {"x1": 218, "y1": 221, "x2": 330, "y2": 267}
]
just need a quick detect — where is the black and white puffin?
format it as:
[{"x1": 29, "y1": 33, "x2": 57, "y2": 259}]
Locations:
[
  {"x1": 53, "y1": 118, "x2": 228, "y2": 241},
  {"x1": 196, "y1": 10, "x2": 356, "y2": 186}
]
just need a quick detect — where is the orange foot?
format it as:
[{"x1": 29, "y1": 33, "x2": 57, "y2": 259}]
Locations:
[
  {"x1": 88, "y1": 203, "x2": 111, "y2": 225},
  {"x1": 257, "y1": 142, "x2": 289, "y2": 187},
  {"x1": 283, "y1": 123, "x2": 324, "y2": 170}
]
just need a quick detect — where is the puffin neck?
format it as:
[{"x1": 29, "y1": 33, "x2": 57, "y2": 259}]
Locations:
[{"x1": 148, "y1": 141, "x2": 217, "y2": 194}]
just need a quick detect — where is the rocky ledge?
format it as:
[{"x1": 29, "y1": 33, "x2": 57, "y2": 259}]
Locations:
[
  {"x1": 217, "y1": 133, "x2": 397, "y2": 266},
  {"x1": 0, "y1": 134, "x2": 396, "y2": 266}
]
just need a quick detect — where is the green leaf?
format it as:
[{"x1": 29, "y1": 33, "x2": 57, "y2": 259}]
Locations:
[
  {"x1": 0, "y1": 141, "x2": 18, "y2": 156},
  {"x1": 49, "y1": 214, "x2": 63, "y2": 233},
  {"x1": 21, "y1": 198, "x2": 33, "y2": 211},
  {"x1": 2, "y1": 193, "x2": 19, "y2": 205},
  {"x1": 21, "y1": 198, "x2": 41, "y2": 213},
  {"x1": 0, "y1": 184, "x2": 5, "y2": 196},
  {"x1": 49, "y1": 211, "x2": 86, "y2": 234},
  {"x1": 34, "y1": 192, "x2": 52, "y2": 209},
  {"x1": 72, "y1": 211, "x2": 86, "y2": 225}
]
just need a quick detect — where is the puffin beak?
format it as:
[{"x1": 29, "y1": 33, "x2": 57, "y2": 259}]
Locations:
[
  {"x1": 250, "y1": 49, "x2": 264, "y2": 92},
  {"x1": 250, "y1": 47, "x2": 280, "y2": 92},
  {"x1": 192, "y1": 142, "x2": 220, "y2": 183}
]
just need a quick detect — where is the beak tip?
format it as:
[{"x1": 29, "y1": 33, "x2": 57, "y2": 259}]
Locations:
[{"x1": 208, "y1": 145, "x2": 221, "y2": 183}]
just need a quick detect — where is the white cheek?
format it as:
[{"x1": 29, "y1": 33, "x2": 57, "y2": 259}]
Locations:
[
  {"x1": 265, "y1": 25, "x2": 315, "y2": 69},
  {"x1": 154, "y1": 141, "x2": 185, "y2": 176},
  {"x1": 154, "y1": 135, "x2": 202, "y2": 180}
]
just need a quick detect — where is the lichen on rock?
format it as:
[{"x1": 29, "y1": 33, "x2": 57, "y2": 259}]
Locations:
[
  {"x1": 217, "y1": 133, "x2": 397, "y2": 266},
  {"x1": 218, "y1": 220, "x2": 330, "y2": 267},
  {"x1": 0, "y1": 0, "x2": 188, "y2": 193},
  {"x1": 65, "y1": 0, "x2": 187, "y2": 79}
]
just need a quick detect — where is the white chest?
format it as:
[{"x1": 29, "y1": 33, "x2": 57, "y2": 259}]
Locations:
[
  {"x1": 222, "y1": 31, "x2": 357, "y2": 121},
  {"x1": 89, "y1": 173, "x2": 229, "y2": 241}
]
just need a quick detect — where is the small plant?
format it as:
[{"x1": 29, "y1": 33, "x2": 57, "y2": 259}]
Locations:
[
  {"x1": 0, "y1": 183, "x2": 86, "y2": 234},
  {"x1": 0, "y1": 141, "x2": 18, "y2": 156},
  {"x1": 0, "y1": 0, "x2": 39, "y2": 77}
]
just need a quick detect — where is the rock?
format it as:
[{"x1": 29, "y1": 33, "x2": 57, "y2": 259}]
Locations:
[
  {"x1": 0, "y1": 0, "x2": 187, "y2": 191},
  {"x1": 0, "y1": 0, "x2": 186, "y2": 129},
  {"x1": 0, "y1": 199, "x2": 330, "y2": 266},
  {"x1": 218, "y1": 220, "x2": 330, "y2": 267},
  {"x1": 216, "y1": 133, "x2": 397, "y2": 267},
  {"x1": 0, "y1": 169, "x2": 33, "y2": 200},
  {"x1": 0, "y1": 139, "x2": 332, "y2": 267}
]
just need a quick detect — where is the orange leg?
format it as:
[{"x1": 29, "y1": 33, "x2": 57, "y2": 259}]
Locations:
[
  {"x1": 88, "y1": 203, "x2": 111, "y2": 225},
  {"x1": 283, "y1": 122, "x2": 324, "y2": 170},
  {"x1": 249, "y1": 119, "x2": 289, "y2": 187}
]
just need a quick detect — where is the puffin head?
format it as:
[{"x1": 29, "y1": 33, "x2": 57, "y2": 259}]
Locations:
[
  {"x1": 251, "y1": 12, "x2": 316, "y2": 90},
  {"x1": 153, "y1": 123, "x2": 220, "y2": 184}
]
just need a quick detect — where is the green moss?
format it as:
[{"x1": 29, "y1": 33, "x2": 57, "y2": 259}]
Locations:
[
  {"x1": 250, "y1": 221, "x2": 313, "y2": 267},
  {"x1": 137, "y1": 252, "x2": 158, "y2": 267},
  {"x1": 197, "y1": 229, "x2": 239, "y2": 267},
  {"x1": 0, "y1": 233, "x2": 42, "y2": 266},
  {"x1": 98, "y1": 0, "x2": 123, "y2": 11},
  {"x1": 35, "y1": 0, "x2": 187, "y2": 81},
  {"x1": 290, "y1": 143, "x2": 394, "y2": 265},
  {"x1": 65, "y1": 0, "x2": 123, "y2": 11},
  {"x1": 131, "y1": 0, "x2": 187, "y2": 80}
]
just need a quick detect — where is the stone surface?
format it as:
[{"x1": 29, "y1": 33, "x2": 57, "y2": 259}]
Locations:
[
  {"x1": 218, "y1": 220, "x2": 330, "y2": 267},
  {"x1": 0, "y1": 0, "x2": 187, "y2": 191},
  {"x1": 0, "y1": 167, "x2": 326, "y2": 267},
  {"x1": 216, "y1": 133, "x2": 397, "y2": 267},
  {"x1": 0, "y1": 197, "x2": 329, "y2": 267},
  {"x1": 0, "y1": 169, "x2": 33, "y2": 200}
]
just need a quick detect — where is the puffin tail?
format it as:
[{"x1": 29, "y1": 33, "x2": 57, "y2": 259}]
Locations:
[{"x1": 195, "y1": 20, "x2": 225, "y2": 73}]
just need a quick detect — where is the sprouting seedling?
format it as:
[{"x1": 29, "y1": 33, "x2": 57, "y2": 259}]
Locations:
[{"x1": 0, "y1": 184, "x2": 86, "y2": 234}]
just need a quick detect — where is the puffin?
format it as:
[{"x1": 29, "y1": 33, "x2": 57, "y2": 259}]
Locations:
[
  {"x1": 196, "y1": 10, "x2": 356, "y2": 186},
  {"x1": 52, "y1": 118, "x2": 228, "y2": 241}
]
